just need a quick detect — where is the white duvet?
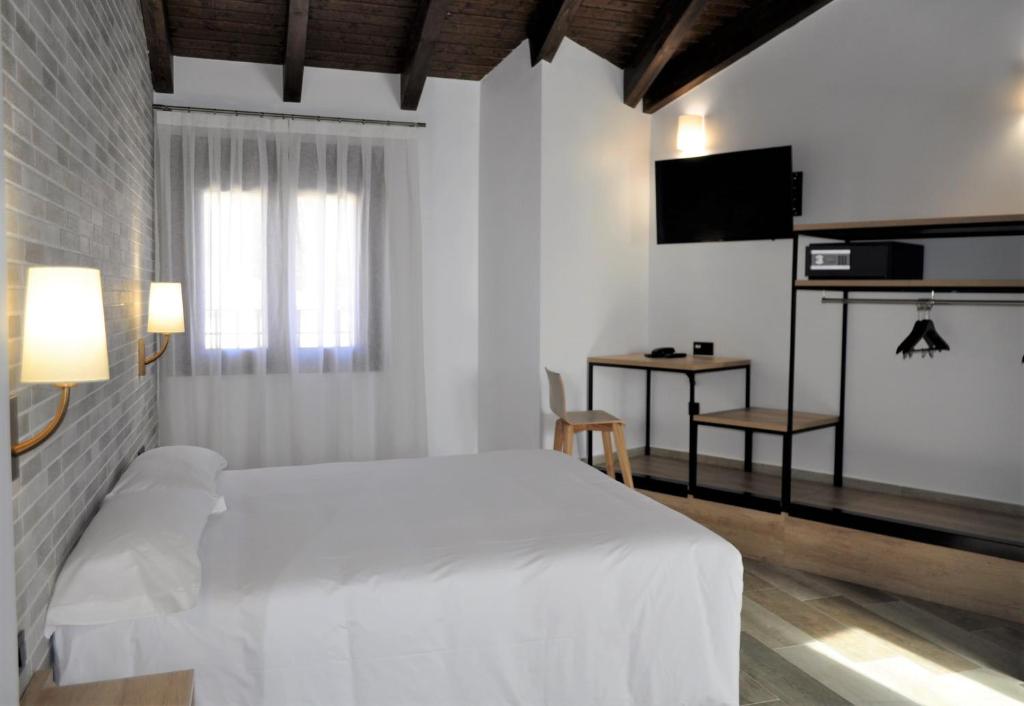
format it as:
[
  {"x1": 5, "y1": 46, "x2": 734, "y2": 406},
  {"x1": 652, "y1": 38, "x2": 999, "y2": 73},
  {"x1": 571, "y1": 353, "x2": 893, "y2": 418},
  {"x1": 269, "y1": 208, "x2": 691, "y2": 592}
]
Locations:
[{"x1": 51, "y1": 450, "x2": 742, "y2": 705}]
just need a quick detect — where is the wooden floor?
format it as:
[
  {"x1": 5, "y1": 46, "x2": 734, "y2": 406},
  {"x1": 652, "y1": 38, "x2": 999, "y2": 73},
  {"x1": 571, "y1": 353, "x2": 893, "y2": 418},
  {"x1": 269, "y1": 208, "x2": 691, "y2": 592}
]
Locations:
[
  {"x1": 738, "y1": 559, "x2": 1024, "y2": 705},
  {"x1": 624, "y1": 454, "x2": 1023, "y2": 545}
]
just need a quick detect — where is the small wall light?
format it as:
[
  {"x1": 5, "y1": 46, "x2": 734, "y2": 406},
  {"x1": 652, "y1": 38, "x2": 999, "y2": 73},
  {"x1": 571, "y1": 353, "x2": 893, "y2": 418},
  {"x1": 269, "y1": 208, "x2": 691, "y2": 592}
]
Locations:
[
  {"x1": 676, "y1": 114, "x2": 707, "y2": 157},
  {"x1": 12, "y1": 267, "x2": 110, "y2": 456},
  {"x1": 138, "y1": 282, "x2": 184, "y2": 376}
]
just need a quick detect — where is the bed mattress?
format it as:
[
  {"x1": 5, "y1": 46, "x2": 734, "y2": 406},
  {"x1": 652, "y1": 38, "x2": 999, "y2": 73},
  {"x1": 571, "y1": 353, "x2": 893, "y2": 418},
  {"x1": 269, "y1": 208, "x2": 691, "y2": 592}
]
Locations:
[{"x1": 50, "y1": 450, "x2": 742, "y2": 705}]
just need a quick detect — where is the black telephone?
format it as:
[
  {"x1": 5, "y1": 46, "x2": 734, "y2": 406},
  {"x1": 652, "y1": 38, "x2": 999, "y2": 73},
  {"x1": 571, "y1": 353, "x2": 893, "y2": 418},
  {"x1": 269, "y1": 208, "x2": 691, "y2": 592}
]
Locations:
[{"x1": 645, "y1": 347, "x2": 687, "y2": 359}]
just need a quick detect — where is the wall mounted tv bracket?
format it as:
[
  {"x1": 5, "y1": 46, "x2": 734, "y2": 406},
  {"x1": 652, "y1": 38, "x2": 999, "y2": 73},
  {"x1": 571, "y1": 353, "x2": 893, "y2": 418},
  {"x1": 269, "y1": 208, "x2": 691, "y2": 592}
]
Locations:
[{"x1": 791, "y1": 172, "x2": 803, "y2": 216}]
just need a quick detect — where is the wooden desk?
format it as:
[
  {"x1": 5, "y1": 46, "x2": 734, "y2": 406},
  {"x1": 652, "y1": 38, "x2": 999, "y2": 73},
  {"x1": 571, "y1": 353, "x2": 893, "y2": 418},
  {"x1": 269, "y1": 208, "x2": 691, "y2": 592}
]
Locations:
[
  {"x1": 586, "y1": 353, "x2": 751, "y2": 373},
  {"x1": 22, "y1": 669, "x2": 193, "y2": 706},
  {"x1": 586, "y1": 353, "x2": 752, "y2": 471}
]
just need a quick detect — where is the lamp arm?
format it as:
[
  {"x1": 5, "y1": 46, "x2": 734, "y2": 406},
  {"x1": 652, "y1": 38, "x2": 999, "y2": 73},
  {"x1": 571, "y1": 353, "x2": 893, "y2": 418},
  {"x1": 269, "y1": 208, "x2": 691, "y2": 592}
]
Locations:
[
  {"x1": 138, "y1": 333, "x2": 171, "y2": 376},
  {"x1": 11, "y1": 384, "x2": 73, "y2": 457},
  {"x1": 144, "y1": 333, "x2": 171, "y2": 365}
]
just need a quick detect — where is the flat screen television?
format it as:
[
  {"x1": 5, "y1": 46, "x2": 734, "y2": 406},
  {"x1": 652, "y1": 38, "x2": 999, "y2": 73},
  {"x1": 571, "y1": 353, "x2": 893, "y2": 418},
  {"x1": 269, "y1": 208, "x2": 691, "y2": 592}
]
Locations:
[{"x1": 655, "y1": 146, "x2": 794, "y2": 244}]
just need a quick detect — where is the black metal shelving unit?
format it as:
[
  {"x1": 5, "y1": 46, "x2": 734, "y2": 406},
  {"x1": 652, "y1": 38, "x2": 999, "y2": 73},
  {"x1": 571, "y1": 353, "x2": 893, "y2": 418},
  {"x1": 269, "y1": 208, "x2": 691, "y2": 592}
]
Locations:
[
  {"x1": 588, "y1": 215, "x2": 1024, "y2": 562},
  {"x1": 783, "y1": 214, "x2": 1024, "y2": 562}
]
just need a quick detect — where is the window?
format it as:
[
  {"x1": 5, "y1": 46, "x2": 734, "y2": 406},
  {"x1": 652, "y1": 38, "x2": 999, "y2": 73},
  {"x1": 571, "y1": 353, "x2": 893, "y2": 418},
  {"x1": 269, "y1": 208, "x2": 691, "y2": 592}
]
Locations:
[
  {"x1": 201, "y1": 190, "x2": 265, "y2": 350},
  {"x1": 295, "y1": 193, "x2": 358, "y2": 349},
  {"x1": 201, "y1": 189, "x2": 360, "y2": 352}
]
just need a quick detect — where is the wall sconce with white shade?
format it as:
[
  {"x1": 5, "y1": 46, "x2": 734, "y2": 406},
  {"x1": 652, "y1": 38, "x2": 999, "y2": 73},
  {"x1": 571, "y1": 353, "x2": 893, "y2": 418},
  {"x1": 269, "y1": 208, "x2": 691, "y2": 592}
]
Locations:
[
  {"x1": 676, "y1": 114, "x2": 707, "y2": 157},
  {"x1": 12, "y1": 267, "x2": 110, "y2": 457},
  {"x1": 138, "y1": 282, "x2": 184, "y2": 376}
]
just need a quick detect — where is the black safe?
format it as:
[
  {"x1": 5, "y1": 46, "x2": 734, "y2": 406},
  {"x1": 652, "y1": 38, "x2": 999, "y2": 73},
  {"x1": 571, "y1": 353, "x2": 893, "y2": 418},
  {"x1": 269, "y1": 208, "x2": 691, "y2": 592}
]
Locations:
[{"x1": 805, "y1": 242, "x2": 924, "y2": 279}]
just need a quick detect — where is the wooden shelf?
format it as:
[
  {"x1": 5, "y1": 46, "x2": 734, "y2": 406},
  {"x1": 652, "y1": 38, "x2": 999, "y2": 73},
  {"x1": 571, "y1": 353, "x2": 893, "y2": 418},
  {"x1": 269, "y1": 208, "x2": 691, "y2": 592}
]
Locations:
[
  {"x1": 795, "y1": 279, "x2": 1024, "y2": 293},
  {"x1": 693, "y1": 407, "x2": 839, "y2": 433},
  {"x1": 795, "y1": 214, "x2": 1024, "y2": 240}
]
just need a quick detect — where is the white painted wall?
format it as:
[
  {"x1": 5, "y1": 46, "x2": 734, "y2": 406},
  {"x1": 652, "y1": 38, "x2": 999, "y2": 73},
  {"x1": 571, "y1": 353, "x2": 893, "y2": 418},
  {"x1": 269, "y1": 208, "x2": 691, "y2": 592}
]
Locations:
[
  {"x1": 539, "y1": 41, "x2": 651, "y2": 453},
  {"x1": 648, "y1": 0, "x2": 1024, "y2": 503},
  {"x1": 478, "y1": 41, "x2": 651, "y2": 453},
  {"x1": 157, "y1": 58, "x2": 481, "y2": 457},
  {"x1": 478, "y1": 43, "x2": 544, "y2": 451}
]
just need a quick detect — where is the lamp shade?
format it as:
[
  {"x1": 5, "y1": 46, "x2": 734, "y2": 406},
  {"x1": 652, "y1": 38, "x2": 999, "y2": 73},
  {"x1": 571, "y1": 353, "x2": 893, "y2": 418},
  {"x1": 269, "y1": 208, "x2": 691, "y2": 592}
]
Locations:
[
  {"x1": 21, "y1": 267, "x2": 110, "y2": 384},
  {"x1": 147, "y1": 282, "x2": 185, "y2": 334},
  {"x1": 676, "y1": 114, "x2": 706, "y2": 156}
]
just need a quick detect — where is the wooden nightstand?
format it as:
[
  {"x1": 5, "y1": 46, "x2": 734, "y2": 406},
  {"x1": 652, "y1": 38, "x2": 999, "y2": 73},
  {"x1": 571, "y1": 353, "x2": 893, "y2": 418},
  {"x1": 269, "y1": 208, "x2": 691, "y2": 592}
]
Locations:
[{"x1": 21, "y1": 669, "x2": 193, "y2": 706}]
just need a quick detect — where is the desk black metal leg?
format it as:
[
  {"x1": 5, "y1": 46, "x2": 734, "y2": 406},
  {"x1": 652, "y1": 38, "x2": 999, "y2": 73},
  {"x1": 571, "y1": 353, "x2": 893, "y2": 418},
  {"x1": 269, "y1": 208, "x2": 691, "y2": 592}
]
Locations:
[
  {"x1": 586, "y1": 363, "x2": 594, "y2": 465},
  {"x1": 687, "y1": 372, "x2": 698, "y2": 489},
  {"x1": 644, "y1": 369, "x2": 651, "y2": 455},
  {"x1": 744, "y1": 366, "x2": 752, "y2": 472},
  {"x1": 781, "y1": 433, "x2": 793, "y2": 510},
  {"x1": 689, "y1": 419, "x2": 698, "y2": 490}
]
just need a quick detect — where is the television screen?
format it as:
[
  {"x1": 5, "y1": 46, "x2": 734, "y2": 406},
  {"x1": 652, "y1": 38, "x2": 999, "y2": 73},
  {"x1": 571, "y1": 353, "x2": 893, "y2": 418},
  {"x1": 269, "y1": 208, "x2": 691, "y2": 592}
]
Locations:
[{"x1": 655, "y1": 146, "x2": 794, "y2": 244}]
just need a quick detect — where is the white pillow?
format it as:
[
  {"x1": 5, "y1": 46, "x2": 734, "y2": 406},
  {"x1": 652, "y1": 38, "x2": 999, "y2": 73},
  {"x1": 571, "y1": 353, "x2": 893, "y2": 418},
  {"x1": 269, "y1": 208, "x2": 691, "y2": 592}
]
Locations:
[
  {"x1": 110, "y1": 445, "x2": 228, "y2": 513},
  {"x1": 45, "y1": 487, "x2": 216, "y2": 633}
]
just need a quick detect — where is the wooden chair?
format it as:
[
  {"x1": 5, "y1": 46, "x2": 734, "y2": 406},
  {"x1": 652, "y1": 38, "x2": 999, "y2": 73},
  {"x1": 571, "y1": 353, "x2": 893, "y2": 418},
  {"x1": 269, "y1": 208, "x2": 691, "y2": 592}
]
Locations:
[{"x1": 545, "y1": 368, "x2": 634, "y2": 488}]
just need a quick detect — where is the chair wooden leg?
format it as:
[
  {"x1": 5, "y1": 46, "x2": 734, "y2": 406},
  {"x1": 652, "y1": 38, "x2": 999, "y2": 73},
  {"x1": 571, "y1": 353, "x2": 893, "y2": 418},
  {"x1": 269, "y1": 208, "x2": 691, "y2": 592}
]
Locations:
[
  {"x1": 563, "y1": 424, "x2": 575, "y2": 457},
  {"x1": 601, "y1": 430, "x2": 616, "y2": 480},
  {"x1": 613, "y1": 423, "x2": 634, "y2": 488},
  {"x1": 554, "y1": 419, "x2": 565, "y2": 453}
]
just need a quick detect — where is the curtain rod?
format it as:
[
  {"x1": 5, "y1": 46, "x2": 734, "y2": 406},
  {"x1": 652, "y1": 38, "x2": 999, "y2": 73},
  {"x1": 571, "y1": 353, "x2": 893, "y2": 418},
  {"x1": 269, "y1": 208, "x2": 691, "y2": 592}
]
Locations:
[{"x1": 152, "y1": 103, "x2": 427, "y2": 128}]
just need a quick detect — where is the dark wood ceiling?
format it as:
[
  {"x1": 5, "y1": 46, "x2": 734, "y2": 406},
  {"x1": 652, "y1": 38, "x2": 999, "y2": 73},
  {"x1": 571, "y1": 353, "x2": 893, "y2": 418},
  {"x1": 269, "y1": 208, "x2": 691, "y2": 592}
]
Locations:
[{"x1": 141, "y1": 0, "x2": 834, "y2": 112}]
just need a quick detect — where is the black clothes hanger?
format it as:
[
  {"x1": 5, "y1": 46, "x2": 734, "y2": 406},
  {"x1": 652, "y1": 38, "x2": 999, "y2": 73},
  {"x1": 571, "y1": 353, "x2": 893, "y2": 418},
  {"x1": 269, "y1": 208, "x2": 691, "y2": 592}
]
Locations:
[
  {"x1": 921, "y1": 320, "x2": 949, "y2": 352},
  {"x1": 895, "y1": 318, "x2": 928, "y2": 356},
  {"x1": 896, "y1": 299, "x2": 950, "y2": 359}
]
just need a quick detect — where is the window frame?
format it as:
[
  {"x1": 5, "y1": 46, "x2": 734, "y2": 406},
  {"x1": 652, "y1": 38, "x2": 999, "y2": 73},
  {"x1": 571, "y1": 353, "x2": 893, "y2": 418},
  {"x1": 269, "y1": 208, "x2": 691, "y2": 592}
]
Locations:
[{"x1": 174, "y1": 134, "x2": 386, "y2": 375}]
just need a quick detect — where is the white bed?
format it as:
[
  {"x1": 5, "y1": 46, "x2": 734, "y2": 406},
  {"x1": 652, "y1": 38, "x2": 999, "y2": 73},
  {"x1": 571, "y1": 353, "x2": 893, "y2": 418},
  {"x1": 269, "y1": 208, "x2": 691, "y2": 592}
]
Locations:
[{"x1": 50, "y1": 450, "x2": 742, "y2": 705}]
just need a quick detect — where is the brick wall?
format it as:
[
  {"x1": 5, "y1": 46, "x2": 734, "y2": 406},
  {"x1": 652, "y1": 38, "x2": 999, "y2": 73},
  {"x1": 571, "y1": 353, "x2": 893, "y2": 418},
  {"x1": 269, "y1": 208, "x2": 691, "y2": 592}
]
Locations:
[{"x1": 2, "y1": 0, "x2": 156, "y2": 682}]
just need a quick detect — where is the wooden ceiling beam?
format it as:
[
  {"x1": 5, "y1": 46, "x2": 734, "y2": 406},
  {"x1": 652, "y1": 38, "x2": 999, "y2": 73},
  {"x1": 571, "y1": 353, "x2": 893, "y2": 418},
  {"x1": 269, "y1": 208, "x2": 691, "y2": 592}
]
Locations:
[
  {"x1": 283, "y1": 0, "x2": 310, "y2": 102},
  {"x1": 401, "y1": 0, "x2": 451, "y2": 111},
  {"x1": 140, "y1": 0, "x2": 174, "y2": 93},
  {"x1": 528, "y1": 0, "x2": 585, "y2": 65},
  {"x1": 642, "y1": 0, "x2": 836, "y2": 113},
  {"x1": 623, "y1": 0, "x2": 706, "y2": 108}
]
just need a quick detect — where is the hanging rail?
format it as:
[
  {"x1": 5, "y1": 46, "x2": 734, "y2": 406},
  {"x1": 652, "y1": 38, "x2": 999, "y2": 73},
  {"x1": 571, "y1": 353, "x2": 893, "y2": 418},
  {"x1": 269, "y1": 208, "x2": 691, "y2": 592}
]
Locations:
[
  {"x1": 152, "y1": 104, "x2": 427, "y2": 128},
  {"x1": 821, "y1": 296, "x2": 1024, "y2": 306}
]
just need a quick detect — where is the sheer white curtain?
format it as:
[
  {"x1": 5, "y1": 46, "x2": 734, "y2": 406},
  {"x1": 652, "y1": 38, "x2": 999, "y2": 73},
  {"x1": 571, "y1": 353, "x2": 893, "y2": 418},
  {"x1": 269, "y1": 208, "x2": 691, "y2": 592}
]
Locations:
[{"x1": 154, "y1": 111, "x2": 426, "y2": 468}]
